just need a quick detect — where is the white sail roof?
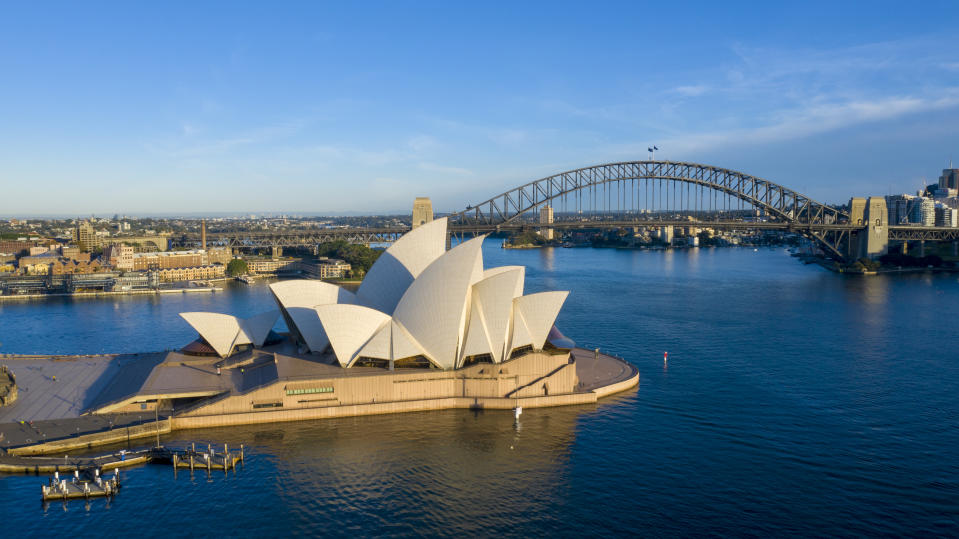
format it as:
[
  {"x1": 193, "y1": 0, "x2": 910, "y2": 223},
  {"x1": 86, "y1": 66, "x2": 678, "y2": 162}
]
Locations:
[
  {"x1": 356, "y1": 217, "x2": 448, "y2": 315},
  {"x1": 512, "y1": 291, "x2": 569, "y2": 351},
  {"x1": 269, "y1": 280, "x2": 355, "y2": 352},
  {"x1": 459, "y1": 268, "x2": 524, "y2": 365},
  {"x1": 508, "y1": 309, "x2": 534, "y2": 354},
  {"x1": 314, "y1": 304, "x2": 391, "y2": 368},
  {"x1": 270, "y1": 279, "x2": 356, "y2": 308},
  {"x1": 482, "y1": 265, "x2": 525, "y2": 297},
  {"x1": 286, "y1": 307, "x2": 331, "y2": 353},
  {"x1": 390, "y1": 320, "x2": 429, "y2": 361},
  {"x1": 392, "y1": 235, "x2": 485, "y2": 370},
  {"x1": 241, "y1": 310, "x2": 279, "y2": 347},
  {"x1": 354, "y1": 319, "x2": 427, "y2": 364},
  {"x1": 180, "y1": 310, "x2": 278, "y2": 358}
]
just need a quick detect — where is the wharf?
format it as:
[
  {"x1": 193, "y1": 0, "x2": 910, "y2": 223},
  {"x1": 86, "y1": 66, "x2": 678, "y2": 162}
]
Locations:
[
  {"x1": 0, "y1": 448, "x2": 152, "y2": 474},
  {"x1": 41, "y1": 469, "x2": 120, "y2": 501},
  {"x1": 0, "y1": 287, "x2": 223, "y2": 301},
  {"x1": 156, "y1": 443, "x2": 244, "y2": 472}
]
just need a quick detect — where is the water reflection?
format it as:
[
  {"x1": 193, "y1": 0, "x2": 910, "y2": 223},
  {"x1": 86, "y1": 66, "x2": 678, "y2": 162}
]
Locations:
[
  {"x1": 158, "y1": 406, "x2": 594, "y2": 535},
  {"x1": 538, "y1": 246, "x2": 555, "y2": 272}
]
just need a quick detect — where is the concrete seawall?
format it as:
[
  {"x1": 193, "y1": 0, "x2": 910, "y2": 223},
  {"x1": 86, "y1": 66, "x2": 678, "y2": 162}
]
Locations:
[
  {"x1": 171, "y1": 392, "x2": 602, "y2": 431},
  {"x1": 0, "y1": 287, "x2": 222, "y2": 302},
  {"x1": 8, "y1": 419, "x2": 172, "y2": 456}
]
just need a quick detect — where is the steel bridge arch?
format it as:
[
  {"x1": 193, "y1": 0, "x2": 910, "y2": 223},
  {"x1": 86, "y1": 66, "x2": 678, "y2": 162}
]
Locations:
[{"x1": 449, "y1": 160, "x2": 851, "y2": 258}]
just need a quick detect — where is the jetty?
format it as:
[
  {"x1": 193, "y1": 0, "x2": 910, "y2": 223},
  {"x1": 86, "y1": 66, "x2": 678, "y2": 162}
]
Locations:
[
  {"x1": 41, "y1": 468, "x2": 120, "y2": 501},
  {"x1": 154, "y1": 443, "x2": 244, "y2": 472},
  {"x1": 0, "y1": 442, "x2": 245, "y2": 503}
]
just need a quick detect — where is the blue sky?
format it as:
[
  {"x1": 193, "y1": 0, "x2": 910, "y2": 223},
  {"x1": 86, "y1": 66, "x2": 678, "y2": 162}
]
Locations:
[{"x1": 2, "y1": 1, "x2": 959, "y2": 216}]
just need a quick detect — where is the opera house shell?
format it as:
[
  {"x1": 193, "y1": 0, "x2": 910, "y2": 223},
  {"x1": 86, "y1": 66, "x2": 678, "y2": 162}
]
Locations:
[{"x1": 183, "y1": 218, "x2": 569, "y2": 370}]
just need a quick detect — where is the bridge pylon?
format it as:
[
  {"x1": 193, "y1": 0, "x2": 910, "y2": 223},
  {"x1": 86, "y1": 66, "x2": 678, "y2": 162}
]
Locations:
[{"x1": 846, "y1": 197, "x2": 889, "y2": 260}]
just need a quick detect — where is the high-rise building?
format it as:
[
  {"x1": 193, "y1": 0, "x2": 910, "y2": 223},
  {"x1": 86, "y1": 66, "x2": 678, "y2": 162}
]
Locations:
[
  {"x1": 886, "y1": 194, "x2": 914, "y2": 225},
  {"x1": 73, "y1": 220, "x2": 101, "y2": 250},
  {"x1": 935, "y1": 205, "x2": 958, "y2": 227},
  {"x1": 910, "y1": 197, "x2": 936, "y2": 226},
  {"x1": 412, "y1": 197, "x2": 433, "y2": 228},
  {"x1": 939, "y1": 167, "x2": 959, "y2": 191}
]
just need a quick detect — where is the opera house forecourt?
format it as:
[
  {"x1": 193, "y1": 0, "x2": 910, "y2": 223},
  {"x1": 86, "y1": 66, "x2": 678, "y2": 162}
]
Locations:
[{"x1": 80, "y1": 218, "x2": 637, "y2": 433}]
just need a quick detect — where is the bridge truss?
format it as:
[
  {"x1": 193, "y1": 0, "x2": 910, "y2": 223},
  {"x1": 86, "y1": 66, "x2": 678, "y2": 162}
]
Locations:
[
  {"x1": 450, "y1": 161, "x2": 852, "y2": 258},
  {"x1": 181, "y1": 228, "x2": 406, "y2": 249}
]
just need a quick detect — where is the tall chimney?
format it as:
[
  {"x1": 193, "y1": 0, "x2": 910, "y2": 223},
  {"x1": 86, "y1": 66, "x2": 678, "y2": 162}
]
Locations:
[{"x1": 201, "y1": 219, "x2": 207, "y2": 251}]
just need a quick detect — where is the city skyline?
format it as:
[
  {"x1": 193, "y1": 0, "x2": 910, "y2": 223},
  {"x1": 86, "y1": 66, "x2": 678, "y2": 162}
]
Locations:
[{"x1": 2, "y1": 1, "x2": 959, "y2": 215}]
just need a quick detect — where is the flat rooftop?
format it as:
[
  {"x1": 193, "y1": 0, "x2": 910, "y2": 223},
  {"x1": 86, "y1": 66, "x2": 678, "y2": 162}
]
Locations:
[{"x1": 0, "y1": 352, "x2": 165, "y2": 423}]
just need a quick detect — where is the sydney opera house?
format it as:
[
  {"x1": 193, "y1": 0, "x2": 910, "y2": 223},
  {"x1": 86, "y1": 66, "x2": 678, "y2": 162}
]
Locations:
[
  {"x1": 186, "y1": 218, "x2": 566, "y2": 369},
  {"x1": 89, "y1": 219, "x2": 637, "y2": 428}
]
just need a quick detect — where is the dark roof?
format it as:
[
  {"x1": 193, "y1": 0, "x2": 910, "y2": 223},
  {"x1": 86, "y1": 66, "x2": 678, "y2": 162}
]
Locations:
[{"x1": 181, "y1": 338, "x2": 217, "y2": 355}]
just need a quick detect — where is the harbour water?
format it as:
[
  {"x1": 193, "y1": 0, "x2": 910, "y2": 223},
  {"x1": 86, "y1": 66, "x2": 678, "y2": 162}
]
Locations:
[{"x1": 1, "y1": 242, "x2": 958, "y2": 536}]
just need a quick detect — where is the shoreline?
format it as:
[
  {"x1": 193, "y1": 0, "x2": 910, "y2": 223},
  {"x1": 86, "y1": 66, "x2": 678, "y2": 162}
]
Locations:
[
  {"x1": 805, "y1": 256, "x2": 959, "y2": 275},
  {"x1": 0, "y1": 287, "x2": 223, "y2": 302}
]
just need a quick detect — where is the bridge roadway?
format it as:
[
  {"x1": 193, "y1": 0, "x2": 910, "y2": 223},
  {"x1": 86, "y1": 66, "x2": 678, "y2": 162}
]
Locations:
[{"x1": 173, "y1": 220, "x2": 959, "y2": 249}]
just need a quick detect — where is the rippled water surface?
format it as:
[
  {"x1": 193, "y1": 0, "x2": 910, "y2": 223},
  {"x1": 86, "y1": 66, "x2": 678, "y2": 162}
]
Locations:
[{"x1": 2, "y1": 243, "x2": 958, "y2": 536}]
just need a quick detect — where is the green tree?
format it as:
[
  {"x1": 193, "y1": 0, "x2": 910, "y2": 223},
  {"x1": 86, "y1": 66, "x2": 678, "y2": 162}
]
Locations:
[
  {"x1": 315, "y1": 241, "x2": 382, "y2": 276},
  {"x1": 227, "y1": 259, "x2": 248, "y2": 276},
  {"x1": 507, "y1": 230, "x2": 546, "y2": 246}
]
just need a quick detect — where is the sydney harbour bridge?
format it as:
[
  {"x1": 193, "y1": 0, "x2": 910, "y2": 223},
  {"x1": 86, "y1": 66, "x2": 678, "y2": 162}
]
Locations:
[{"x1": 175, "y1": 160, "x2": 959, "y2": 261}]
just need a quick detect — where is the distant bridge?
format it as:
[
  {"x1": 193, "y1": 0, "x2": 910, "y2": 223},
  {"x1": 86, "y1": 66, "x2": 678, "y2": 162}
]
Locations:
[{"x1": 174, "y1": 161, "x2": 959, "y2": 260}]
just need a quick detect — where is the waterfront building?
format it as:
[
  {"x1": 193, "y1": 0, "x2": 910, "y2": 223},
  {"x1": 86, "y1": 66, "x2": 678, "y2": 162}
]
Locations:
[
  {"x1": 207, "y1": 248, "x2": 233, "y2": 265},
  {"x1": 103, "y1": 244, "x2": 134, "y2": 270},
  {"x1": 412, "y1": 197, "x2": 433, "y2": 228},
  {"x1": 298, "y1": 258, "x2": 352, "y2": 279},
  {"x1": 247, "y1": 257, "x2": 298, "y2": 274},
  {"x1": 132, "y1": 249, "x2": 216, "y2": 271},
  {"x1": 156, "y1": 264, "x2": 225, "y2": 282},
  {"x1": 656, "y1": 225, "x2": 674, "y2": 244}
]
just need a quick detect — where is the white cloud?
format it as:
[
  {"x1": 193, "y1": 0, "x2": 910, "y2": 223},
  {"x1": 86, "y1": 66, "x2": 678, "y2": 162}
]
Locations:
[{"x1": 674, "y1": 85, "x2": 708, "y2": 97}]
